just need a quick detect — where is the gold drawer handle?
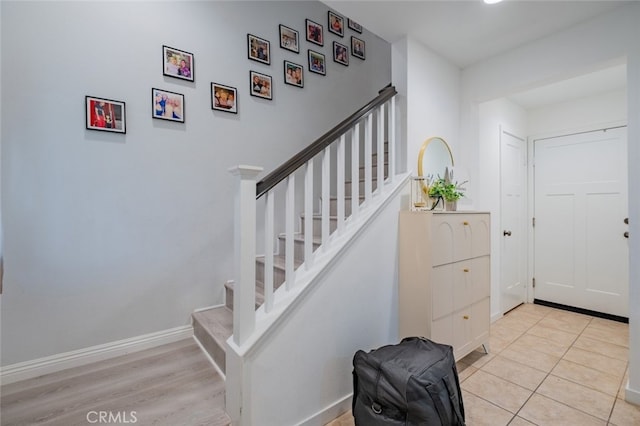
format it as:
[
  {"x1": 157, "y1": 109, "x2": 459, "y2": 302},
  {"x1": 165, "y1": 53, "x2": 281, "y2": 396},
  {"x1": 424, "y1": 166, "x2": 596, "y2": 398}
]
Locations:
[
  {"x1": 463, "y1": 221, "x2": 469, "y2": 226},
  {"x1": 463, "y1": 268, "x2": 470, "y2": 272},
  {"x1": 463, "y1": 315, "x2": 469, "y2": 320}
]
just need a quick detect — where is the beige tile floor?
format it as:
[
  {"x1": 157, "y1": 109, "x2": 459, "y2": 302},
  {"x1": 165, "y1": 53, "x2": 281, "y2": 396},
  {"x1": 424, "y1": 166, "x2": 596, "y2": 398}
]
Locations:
[{"x1": 326, "y1": 303, "x2": 640, "y2": 426}]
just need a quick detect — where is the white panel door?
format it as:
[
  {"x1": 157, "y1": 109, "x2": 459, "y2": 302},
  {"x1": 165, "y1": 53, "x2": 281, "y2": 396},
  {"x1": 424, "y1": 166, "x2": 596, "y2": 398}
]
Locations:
[
  {"x1": 534, "y1": 127, "x2": 628, "y2": 317},
  {"x1": 500, "y1": 129, "x2": 527, "y2": 313}
]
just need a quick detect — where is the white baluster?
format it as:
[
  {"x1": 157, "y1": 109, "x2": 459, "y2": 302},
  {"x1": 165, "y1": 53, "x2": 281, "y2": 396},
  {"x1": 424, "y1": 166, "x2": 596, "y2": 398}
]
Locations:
[
  {"x1": 337, "y1": 134, "x2": 345, "y2": 234},
  {"x1": 377, "y1": 103, "x2": 385, "y2": 192},
  {"x1": 364, "y1": 114, "x2": 373, "y2": 201},
  {"x1": 304, "y1": 159, "x2": 314, "y2": 269},
  {"x1": 263, "y1": 191, "x2": 274, "y2": 313},
  {"x1": 228, "y1": 165, "x2": 263, "y2": 346},
  {"x1": 351, "y1": 124, "x2": 360, "y2": 219},
  {"x1": 322, "y1": 146, "x2": 331, "y2": 246},
  {"x1": 285, "y1": 174, "x2": 295, "y2": 290},
  {"x1": 389, "y1": 97, "x2": 396, "y2": 181}
]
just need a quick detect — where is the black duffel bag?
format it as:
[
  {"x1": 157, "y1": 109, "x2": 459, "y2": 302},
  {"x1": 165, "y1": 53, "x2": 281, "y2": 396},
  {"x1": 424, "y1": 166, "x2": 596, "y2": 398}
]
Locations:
[{"x1": 352, "y1": 337, "x2": 465, "y2": 425}]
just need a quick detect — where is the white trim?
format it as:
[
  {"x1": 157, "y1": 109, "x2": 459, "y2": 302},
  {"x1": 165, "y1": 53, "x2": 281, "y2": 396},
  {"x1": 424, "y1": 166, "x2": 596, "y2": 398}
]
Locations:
[
  {"x1": 193, "y1": 302, "x2": 227, "y2": 313},
  {"x1": 0, "y1": 325, "x2": 192, "y2": 385},
  {"x1": 294, "y1": 393, "x2": 352, "y2": 426},
  {"x1": 227, "y1": 174, "x2": 411, "y2": 358},
  {"x1": 626, "y1": 381, "x2": 640, "y2": 406}
]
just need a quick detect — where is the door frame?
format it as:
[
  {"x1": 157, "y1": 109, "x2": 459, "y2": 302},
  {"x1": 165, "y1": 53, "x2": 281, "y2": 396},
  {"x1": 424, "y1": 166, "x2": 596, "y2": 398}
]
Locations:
[{"x1": 527, "y1": 120, "x2": 628, "y2": 305}]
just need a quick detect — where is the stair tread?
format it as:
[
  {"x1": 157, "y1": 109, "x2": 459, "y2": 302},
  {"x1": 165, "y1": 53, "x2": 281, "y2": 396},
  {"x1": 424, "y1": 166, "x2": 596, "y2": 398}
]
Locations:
[
  {"x1": 299, "y1": 212, "x2": 338, "y2": 220},
  {"x1": 226, "y1": 280, "x2": 266, "y2": 303},
  {"x1": 192, "y1": 307, "x2": 233, "y2": 344},
  {"x1": 276, "y1": 233, "x2": 321, "y2": 244},
  {"x1": 256, "y1": 254, "x2": 303, "y2": 268},
  {"x1": 207, "y1": 408, "x2": 232, "y2": 426}
]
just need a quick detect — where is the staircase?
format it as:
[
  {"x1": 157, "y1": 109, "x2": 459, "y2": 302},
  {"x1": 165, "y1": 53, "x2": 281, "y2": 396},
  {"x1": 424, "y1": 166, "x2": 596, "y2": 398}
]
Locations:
[
  {"x1": 191, "y1": 85, "x2": 402, "y2": 425},
  {"x1": 192, "y1": 153, "x2": 388, "y2": 376}
]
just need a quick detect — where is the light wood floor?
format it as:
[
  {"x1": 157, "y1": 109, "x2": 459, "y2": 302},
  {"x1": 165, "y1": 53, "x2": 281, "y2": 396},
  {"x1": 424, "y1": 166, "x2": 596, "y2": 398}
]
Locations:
[
  {"x1": 326, "y1": 304, "x2": 640, "y2": 426},
  {"x1": 0, "y1": 338, "x2": 229, "y2": 426}
]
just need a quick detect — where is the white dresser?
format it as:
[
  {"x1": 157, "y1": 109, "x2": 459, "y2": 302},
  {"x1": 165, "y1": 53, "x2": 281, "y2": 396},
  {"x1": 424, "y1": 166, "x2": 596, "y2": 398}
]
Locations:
[{"x1": 398, "y1": 211, "x2": 491, "y2": 361}]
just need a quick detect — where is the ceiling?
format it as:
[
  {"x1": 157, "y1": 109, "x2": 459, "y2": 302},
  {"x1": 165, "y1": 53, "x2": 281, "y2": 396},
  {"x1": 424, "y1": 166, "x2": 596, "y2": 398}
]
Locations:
[{"x1": 324, "y1": 0, "x2": 632, "y2": 108}]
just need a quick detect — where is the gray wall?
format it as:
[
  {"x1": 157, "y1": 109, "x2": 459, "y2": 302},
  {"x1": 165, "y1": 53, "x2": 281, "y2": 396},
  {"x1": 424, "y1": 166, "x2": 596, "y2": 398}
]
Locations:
[{"x1": 0, "y1": 1, "x2": 391, "y2": 365}]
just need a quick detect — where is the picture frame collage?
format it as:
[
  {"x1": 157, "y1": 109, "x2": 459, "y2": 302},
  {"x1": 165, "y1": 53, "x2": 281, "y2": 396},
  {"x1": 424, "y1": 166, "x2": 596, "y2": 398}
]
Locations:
[
  {"x1": 85, "y1": 9, "x2": 365, "y2": 131},
  {"x1": 249, "y1": 10, "x2": 366, "y2": 101}
]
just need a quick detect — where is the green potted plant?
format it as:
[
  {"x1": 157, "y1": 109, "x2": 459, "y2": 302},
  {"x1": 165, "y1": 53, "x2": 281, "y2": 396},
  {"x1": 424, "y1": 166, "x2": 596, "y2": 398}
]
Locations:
[{"x1": 428, "y1": 177, "x2": 466, "y2": 211}]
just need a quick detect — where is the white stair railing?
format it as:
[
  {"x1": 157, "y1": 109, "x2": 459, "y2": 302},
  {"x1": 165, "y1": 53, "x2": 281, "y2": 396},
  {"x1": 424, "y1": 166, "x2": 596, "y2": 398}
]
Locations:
[{"x1": 229, "y1": 87, "x2": 398, "y2": 347}]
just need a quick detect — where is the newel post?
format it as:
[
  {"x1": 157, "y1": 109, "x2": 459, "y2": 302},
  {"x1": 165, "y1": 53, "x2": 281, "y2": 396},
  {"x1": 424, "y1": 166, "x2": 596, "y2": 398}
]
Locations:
[{"x1": 228, "y1": 165, "x2": 263, "y2": 346}]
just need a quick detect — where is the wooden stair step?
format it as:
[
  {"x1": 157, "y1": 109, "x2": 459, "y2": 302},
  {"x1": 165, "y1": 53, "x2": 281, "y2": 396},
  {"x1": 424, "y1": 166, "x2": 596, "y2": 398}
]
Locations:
[
  {"x1": 277, "y1": 232, "x2": 321, "y2": 263},
  {"x1": 192, "y1": 307, "x2": 232, "y2": 374},
  {"x1": 225, "y1": 280, "x2": 264, "y2": 310}
]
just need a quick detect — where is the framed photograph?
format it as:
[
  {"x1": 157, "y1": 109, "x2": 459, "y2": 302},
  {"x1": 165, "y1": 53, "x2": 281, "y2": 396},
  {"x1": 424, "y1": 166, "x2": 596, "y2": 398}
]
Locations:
[
  {"x1": 86, "y1": 96, "x2": 126, "y2": 133},
  {"x1": 305, "y1": 19, "x2": 323, "y2": 46},
  {"x1": 152, "y1": 88, "x2": 184, "y2": 123},
  {"x1": 328, "y1": 11, "x2": 344, "y2": 37},
  {"x1": 351, "y1": 36, "x2": 366, "y2": 60},
  {"x1": 211, "y1": 82, "x2": 238, "y2": 114},
  {"x1": 333, "y1": 41, "x2": 349, "y2": 66},
  {"x1": 279, "y1": 24, "x2": 299, "y2": 53},
  {"x1": 308, "y1": 50, "x2": 326, "y2": 75},
  {"x1": 248, "y1": 34, "x2": 270, "y2": 65},
  {"x1": 284, "y1": 60, "x2": 304, "y2": 88},
  {"x1": 162, "y1": 45, "x2": 194, "y2": 82},
  {"x1": 348, "y1": 18, "x2": 363, "y2": 33},
  {"x1": 250, "y1": 71, "x2": 273, "y2": 100}
]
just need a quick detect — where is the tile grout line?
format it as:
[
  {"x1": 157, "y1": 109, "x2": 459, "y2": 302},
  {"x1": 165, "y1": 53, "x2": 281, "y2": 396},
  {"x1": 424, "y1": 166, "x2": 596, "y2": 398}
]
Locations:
[{"x1": 482, "y1": 308, "x2": 622, "y2": 424}]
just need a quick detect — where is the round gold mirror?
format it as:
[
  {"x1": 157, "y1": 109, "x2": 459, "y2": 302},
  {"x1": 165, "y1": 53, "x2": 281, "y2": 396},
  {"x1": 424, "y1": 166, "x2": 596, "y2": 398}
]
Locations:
[
  {"x1": 417, "y1": 136, "x2": 454, "y2": 180},
  {"x1": 412, "y1": 137, "x2": 455, "y2": 210}
]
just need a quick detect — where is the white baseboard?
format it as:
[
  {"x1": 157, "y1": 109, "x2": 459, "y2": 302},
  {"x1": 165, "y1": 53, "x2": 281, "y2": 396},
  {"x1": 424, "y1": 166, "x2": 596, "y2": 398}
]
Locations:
[
  {"x1": 295, "y1": 394, "x2": 352, "y2": 426},
  {"x1": 626, "y1": 382, "x2": 640, "y2": 405},
  {"x1": 0, "y1": 325, "x2": 193, "y2": 385},
  {"x1": 491, "y1": 311, "x2": 503, "y2": 323}
]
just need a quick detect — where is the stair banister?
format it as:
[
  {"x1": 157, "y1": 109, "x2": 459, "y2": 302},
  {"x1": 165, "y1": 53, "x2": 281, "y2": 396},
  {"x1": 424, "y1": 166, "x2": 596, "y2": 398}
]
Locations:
[
  {"x1": 229, "y1": 85, "x2": 397, "y2": 348},
  {"x1": 255, "y1": 85, "x2": 397, "y2": 199}
]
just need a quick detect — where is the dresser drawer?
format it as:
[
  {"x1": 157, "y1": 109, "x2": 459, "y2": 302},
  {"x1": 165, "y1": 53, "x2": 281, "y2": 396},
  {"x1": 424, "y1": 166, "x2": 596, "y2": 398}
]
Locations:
[{"x1": 431, "y1": 213, "x2": 490, "y2": 265}]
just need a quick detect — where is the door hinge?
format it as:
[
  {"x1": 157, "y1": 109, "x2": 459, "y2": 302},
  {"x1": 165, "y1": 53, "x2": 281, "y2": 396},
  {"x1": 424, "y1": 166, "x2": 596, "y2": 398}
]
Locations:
[
  {"x1": 532, "y1": 217, "x2": 536, "y2": 227},
  {"x1": 532, "y1": 277, "x2": 536, "y2": 288}
]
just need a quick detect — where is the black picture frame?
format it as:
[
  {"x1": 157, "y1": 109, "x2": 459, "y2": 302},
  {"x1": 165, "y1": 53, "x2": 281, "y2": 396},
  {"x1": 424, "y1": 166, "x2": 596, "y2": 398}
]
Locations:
[
  {"x1": 162, "y1": 45, "x2": 194, "y2": 82},
  {"x1": 152, "y1": 88, "x2": 185, "y2": 123},
  {"x1": 279, "y1": 24, "x2": 299, "y2": 54},
  {"x1": 348, "y1": 18, "x2": 362, "y2": 33},
  {"x1": 308, "y1": 50, "x2": 326, "y2": 75},
  {"x1": 284, "y1": 60, "x2": 304, "y2": 88},
  {"x1": 85, "y1": 96, "x2": 126, "y2": 133},
  {"x1": 250, "y1": 70, "x2": 273, "y2": 100},
  {"x1": 248, "y1": 34, "x2": 271, "y2": 65},
  {"x1": 211, "y1": 82, "x2": 238, "y2": 114},
  {"x1": 333, "y1": 41, "x2": 349, "y2": 66},
  {"x1": 305, "y1": 19, "x2": 324, "y2": 46},
  {"x1": 328, "y1": 11, "x2": 344, "y2": 37},
  {"x1": 351, "y1": 36, "x2": 365, "y2": 60}
]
